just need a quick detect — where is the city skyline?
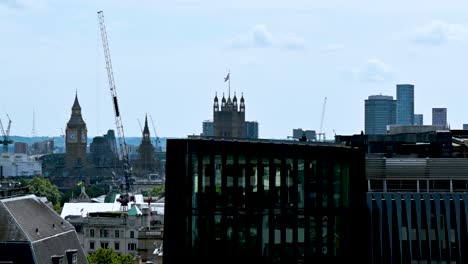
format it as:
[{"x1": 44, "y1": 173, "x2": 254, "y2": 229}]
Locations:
[{"x1": 1, "y1": 0, "x2": 468, "y2": 139}]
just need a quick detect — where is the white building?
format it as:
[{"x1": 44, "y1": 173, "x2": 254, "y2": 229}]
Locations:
[
  {"x1": 0, "y1": 153, "x2": 42, "y2": 177},
  {"x1": 61, "y1": 193, "x2": 164, "y2": 262}
]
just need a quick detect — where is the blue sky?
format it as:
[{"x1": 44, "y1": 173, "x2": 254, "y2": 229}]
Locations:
[{"x1": 2, "y1": 0, "x2": 468, "y2": 139}]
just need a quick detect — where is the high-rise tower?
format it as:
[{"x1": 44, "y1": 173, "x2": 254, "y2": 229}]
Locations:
[
  {"x1": 66, "y1": 93, "x2": 88, "y2": 169},
  {"x1": 396, "y1": 84, "x2": 414, "y2": 125},
  {"x1": 365, "y1": 95, "x2": 397, "y2": 134}
]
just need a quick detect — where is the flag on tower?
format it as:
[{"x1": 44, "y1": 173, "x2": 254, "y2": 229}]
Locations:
[{"x1": 224, "y1": 72, "x2": 230, "y2": 82}]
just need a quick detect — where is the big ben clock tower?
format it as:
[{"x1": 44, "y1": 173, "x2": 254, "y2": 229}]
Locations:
[{"x1": 66, "y1": 93, "x2": 88, "y2": 169}]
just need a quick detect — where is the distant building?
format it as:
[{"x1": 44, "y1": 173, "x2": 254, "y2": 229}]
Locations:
[
  {"x1": 213, "y1": 92, "x2": 245, "y2": 138},
  {"x1": 164, "y1": 138, "x2": 367, "y2": 263},
  {"x1": 414, "y1": 114, "x2": 423, "y2": 125},
  {"x1": 396, "y1": 84, "x2": 414, "y2": 125},
  {"x1": 90, "y1": 129, "x2": 118, "y2": 167},
  {"x1": 14, "y1": 142, "x2": 28, "y2": 154},
  {"x1": 0, "y1": 195, "x2": 88, "y2": 264},
  {"x1": 31, "y1": 139, "x2": 54, "y2": 155},
  {"x1": 365, "y1": 95, "x2": 396, "y2": 135},
  {"x1": 464, "y1": 124, "x2": 468, "y2": 130},
  {"x1": 244, "y1": 121, "x2": 259, "y2": 139},
  {"x1": 0, "y1": 153, "x2": 41, "y2": 177},
  {"x1": 432, "y1": 107, "x2": 447, "y2": 128},
  {"x1": 292, "y1": 128, "x2": 316, "y2": 141},
  {"x1": 202, "y1": 120, "x2": 214, "y2": 136},
  {"x1": 208, "y1": 93, "x2": 259, "y2": 139},
  {"x1": 65, "y1": 94, "x2": 88, "y2": 169},
  {"x1": 135, "y1": 115, "x2": 158, "y2": 177}
]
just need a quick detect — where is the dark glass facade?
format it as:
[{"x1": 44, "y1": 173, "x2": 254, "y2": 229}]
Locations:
[
  {"x1": 369, "y1": 193, "x2": 468, "y2": 263},
  {"x1": 164, "y1": 138, "x2": 367, "y2": 263}
]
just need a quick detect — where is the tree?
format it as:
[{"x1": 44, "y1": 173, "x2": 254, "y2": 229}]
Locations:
[
  {"x1": 26, "y1": 176, "x2": 61, "y2": 205},
  {"x1": 87, "y1": 248, "x2": 133, "y2": 264},
  {"x1": 148, "y1": 184, "x2": 165, "y2": 198}
]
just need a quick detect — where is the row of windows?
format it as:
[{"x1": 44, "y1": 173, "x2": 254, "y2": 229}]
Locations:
[
  {"x1": 87, "y1": 229, "x2": 134, "y2": 238},
  {"x1": 89, "y1": 241, "x2": 137, "y2": 251}
]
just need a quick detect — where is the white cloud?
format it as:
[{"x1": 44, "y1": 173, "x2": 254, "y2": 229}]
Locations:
[
  {"x1": 349, "y1": 59, "x2": 393, "y2": 82},
  {"x1": 413, "y1": 20, "x2": 468, "y2": 45},
  {"x1": 228, "y1": 25, "x2": 306, "y2": 50},
  {"x1": 280, "y1": 33, "x2": 306, "y2": 50}
]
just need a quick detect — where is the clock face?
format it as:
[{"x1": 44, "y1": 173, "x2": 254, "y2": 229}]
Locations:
[
  {"x1": 81, "y1": 132, "x2": 87, "y2": 143},
  {"x1": 68, "y1": 132, "x2": 77, "y2": 143}
]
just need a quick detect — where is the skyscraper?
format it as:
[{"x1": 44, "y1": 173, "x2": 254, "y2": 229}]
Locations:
[
  {"x1": 432, "y1": 107, "x2": 447, "y2": 128},
  {"x1": 396, "y1": 84, "x2": 414, "y2": 125},
  {"x1": 414, "y1": 114, "x2": 423, "y2": 125},
  {"x1": 365, "y1": 95, "x2": 397, "y2": 135}
]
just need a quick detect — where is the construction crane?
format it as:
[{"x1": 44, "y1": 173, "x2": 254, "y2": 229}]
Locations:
[
  {"x1": 0, "y1": 115, "x2": 13, "y2": 153},
  {"x1": 98, "y1": 11, "x2": 132, "y2": 210},
  {"x1": 317, "y1": 97, "x2": 327, "y2": 142},
  {"x1": 149, "y1": 114, "x2": 161, "y2": 152},
  {"x1": 137, "y1": 118, "x2": 143, "y2": 134}
]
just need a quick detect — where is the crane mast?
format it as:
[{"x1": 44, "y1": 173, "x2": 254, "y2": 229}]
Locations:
[
  {"x1": 0, "y1": 115, "x2": 13, "y2": 153},
  {"x1": 318, "y1": 97, "x2": 327, "y2": 142},
  {"x1": 97, "y1": 11, "x2": 131, "y2": 207}
]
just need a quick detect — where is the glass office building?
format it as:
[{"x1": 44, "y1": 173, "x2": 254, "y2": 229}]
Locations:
[
  {"x1": 396, "y1": 84, "x2": 415, "y2": 125},
  {"x1": 164, "y1": 138, "x2": 367, "y2": 263},
  {"x1": 365, "y1": 95, "x2": 397, "y2": 135}
]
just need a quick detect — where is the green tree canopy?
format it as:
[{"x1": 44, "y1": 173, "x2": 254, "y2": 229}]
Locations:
[
  {"x1": 26, "y1": 176, "x2": 61, "y2": 205},
  {"x1": 87, "y1": 248, "x2": 133, "y2": 264},
  {"x1": 148, "y1": 184, "x2": 165, "y2": 198}
]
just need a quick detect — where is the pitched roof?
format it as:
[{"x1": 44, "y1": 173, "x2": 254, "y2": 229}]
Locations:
[{"x1": 0, "y1": 195, "x2": 88, "y2": 264}]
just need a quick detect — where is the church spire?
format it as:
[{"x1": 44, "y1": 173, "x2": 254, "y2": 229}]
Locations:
[
  {"x1": 72, "y1": 92, "x2": 81, "y2": 111},
  {"x1": 143, "y1": 114, "x2": 150, "y2": 139}
]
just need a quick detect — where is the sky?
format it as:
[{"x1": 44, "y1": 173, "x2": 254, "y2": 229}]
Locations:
[{"x1": 2, "y1": 0, "x2": 468, "y2": 139}]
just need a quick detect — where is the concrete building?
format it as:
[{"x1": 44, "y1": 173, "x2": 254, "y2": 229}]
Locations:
[
  {"x1": 14, "y1": 142, "x2": 29, "y2": 154},
  {"x1": 31, "y1": 139, "x2": 54, "y2": 155},
  {"x1": 0, "y1": 195, "x2": 88, "y2": 263},
  {"x1": 90, "y1": 129, "x2": 118, "y2": 167},
  {"x1": 414, "y1": 114, "x2": 423, "y2": 125},
  {"x1": 432, "y1": 107, "x2": 447, "y2": 128},
  {"x1": 0, "y1": 153, "x2": 41, "y2": 177},
  {"x1": 62, "y1": 193, "x2": 165, "y2": 263},
  {"x1": 164, "y1": 138, "x2": 367, "y2": 263},
  {"x1": 365, "y1": 95, "x2": 397, "y2": 135},
  {"x1": 292, "y1": 128, "x2": 316, "y2": 141},
  {"x1": 202, "y1": 120, "x2": 214, "y2": 136},
  {"x1": 244, "y1": 121, "x2": 259, "y2": 139},
  {"x1": 396, "y1": 84, "x2": 415, "y2": 125}
]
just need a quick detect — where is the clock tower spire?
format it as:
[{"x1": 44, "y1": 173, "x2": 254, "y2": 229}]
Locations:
[{"x1": 66, "y1": 93, "x2": 88, "y2": 170}]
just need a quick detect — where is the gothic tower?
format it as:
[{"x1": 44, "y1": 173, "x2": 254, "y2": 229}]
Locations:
[
  {"x1": 66, "y1": 93, "x2": 88, "y2": 169},
  {"x1": 135, "y1": 115, "x2": 157, "y2": 176},
  {"x1": 213, "y1": 92, "x2": 245, "y2": 138}
]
